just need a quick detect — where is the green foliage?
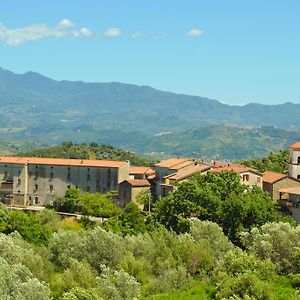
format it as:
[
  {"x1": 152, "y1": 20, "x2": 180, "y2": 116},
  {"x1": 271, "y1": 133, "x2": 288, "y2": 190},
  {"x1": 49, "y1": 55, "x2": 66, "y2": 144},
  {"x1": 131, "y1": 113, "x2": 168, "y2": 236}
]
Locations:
[
  {"x1": 215, "y1": 271, "x2": 274, "y2": 300},
  {"x1": 153, "y1": 171, "x2": 277, "y2": 244},
  {"x1": 142, "y1": 281, "x2": 215, "y2": 300},
  {"x1": 0, "y1": 257, "x2": 49, "y2": 299},
  {"x1": 79, "y1": 192, "x2": 121, "y2": 218},
  {"x1": 19, "y1": 141, "x2": 154, "y2": 166},
  {"x1": 242, "y1": 150, "x2": 289, "y2": 173},
  {"x1": 54, "y1": 188, "x2": 121, "y2": 218},
  {"x1": 136, "y1": 189, "x2": 153, "y2": 213},
  {"x1": 241, "y1": 222, "x2": 300, "y2": 274},
  {"x1": 0, "y1": 207, "x2": 53, "y2": 245},
  {"x1": 50, "y1": 259, "x2": 98, "y2": 299}
]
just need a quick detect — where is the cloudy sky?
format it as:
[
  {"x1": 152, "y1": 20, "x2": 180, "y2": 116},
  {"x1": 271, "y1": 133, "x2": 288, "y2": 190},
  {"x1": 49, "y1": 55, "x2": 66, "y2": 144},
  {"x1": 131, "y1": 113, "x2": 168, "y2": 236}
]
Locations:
[{"x1": 1, "y1": 0, "x2": 300, "y2": 105}]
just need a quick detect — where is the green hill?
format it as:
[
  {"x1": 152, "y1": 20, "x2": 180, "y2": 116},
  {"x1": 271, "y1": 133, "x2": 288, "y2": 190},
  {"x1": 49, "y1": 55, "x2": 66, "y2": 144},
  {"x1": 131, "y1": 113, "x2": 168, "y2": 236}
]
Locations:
[{"x1": 17, "y1": 142, "x2": 154, "y2": 166}]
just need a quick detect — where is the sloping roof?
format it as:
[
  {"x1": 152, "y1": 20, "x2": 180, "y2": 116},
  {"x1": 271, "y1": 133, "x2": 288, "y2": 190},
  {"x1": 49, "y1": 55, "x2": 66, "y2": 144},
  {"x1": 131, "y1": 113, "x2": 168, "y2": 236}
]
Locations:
[
  {"x1": 165, "y1": 163, "x2": 210, "y2": 181},
  {"x1": 279, "y1": 186, "x2": 300, "y2": 196},
  {"x1": 211, "y1": 164, "x2": 261, "y2": 175},
  {"x1": 130, "y1": 166, "x2": 154, "y2": 175},
  {"x1": 0, "y1": 157, "x2": 127, "y2": 168},
  {"x1": 290, "y1": 142, "x2": 300, "y2": 149},
  {"x1": 154, "y1": 158, "x2": 193, "y2": 170},
  {"x1": 125, "y1": 180, "x2": 151, "y2": 187},
  {"x1": 262, "y1": 171, "x2": 287, "y2": 184}
]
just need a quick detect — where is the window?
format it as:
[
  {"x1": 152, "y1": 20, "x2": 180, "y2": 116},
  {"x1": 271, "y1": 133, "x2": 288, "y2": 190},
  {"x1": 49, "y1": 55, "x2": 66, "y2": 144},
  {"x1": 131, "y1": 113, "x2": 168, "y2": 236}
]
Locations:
[
  {"x1": 298, "y1": 157, "x2": 300, "y2": 164},
  {"x1": 34, "y1": 171, "x2": 38, "y2": 179},
  {"x1": 86, "y1": 186, "x2": 90, "y2": 192},
  {"x1": 18, "y1": 170, "x2": 21, "y2": 175},
  {"x1": 35, "y1": 184, "x2": 38, "y2": 191},
  {"x1": 87, "y1": 174, "x2": 90, "y2": 181},
  {"x1": 49, "y1": 185, "x2": 54, "y2": 192},
  {"x1": 96, "y1": 179, "x2": 100, "y2": 187},
  {"x1": 243, "y1": 174, "x2": 249, "y2": 182},
  {"x1": 298, "y1": 175, "x2": 300, "y2": 180},
  {"x1": 17, "y1": 178, "x2": 21, "y2": 185},
  {"x1": 50, "y1": 172, "x2": 54, "y2": 179},
  {"x1": 4, "y1": 171, "x2": 8, "y2": 178},
  {"x1": 256, "y1": 177, "x2": 261, "y2": 183},
  {"x1": 67, "y1": 185, "x2": 71, "y2": 189}
]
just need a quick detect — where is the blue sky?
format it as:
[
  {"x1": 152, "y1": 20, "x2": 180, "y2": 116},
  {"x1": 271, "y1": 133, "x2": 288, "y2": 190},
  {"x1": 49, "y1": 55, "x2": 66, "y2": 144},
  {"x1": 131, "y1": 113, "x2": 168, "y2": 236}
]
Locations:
[{"x1": 0, "y1": 0, "x2": 300, "y2": 105}]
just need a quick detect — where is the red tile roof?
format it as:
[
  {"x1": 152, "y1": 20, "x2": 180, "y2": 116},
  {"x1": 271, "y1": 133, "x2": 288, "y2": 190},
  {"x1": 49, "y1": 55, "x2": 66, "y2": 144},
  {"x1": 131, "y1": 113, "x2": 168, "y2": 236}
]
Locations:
[
  {"x1": 290, "y1": 142, "x2": 300, "y2": 149},
  {"x1": 130, "y1": 166, "x2": 155, "y2": 175},
  {"x1": 154, "y1": 158, "x2": 193, "y2": 169},
  {"x1": 125, "y1": 180, "x2": 151, "y2": 187},
  {"x1": 262, "y1": 171, "x2": 287, "y2": 184},
  {"x1": 211, "y1": 164, "x2": 261, "y2": 175},
  {"x1": 165, "y1": 163, "x2": 210, "y2": 181},
  {"x1": 0, "y1": 157, "x2": 127, "y2": 168}
]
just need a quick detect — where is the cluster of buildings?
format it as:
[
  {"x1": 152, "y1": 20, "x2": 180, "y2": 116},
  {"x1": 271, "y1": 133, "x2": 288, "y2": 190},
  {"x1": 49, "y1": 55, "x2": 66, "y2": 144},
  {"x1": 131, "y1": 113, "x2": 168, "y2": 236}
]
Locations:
[{"x1": 1, "y1": 142, "x2": 300, "y2": 217}]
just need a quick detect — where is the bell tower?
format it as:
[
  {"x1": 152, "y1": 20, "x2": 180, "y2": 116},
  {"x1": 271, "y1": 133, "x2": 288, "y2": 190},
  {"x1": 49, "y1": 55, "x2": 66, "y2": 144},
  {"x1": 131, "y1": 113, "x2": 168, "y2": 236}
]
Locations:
[{"x1": 288, "y1": 142, "x2": 300, "y2": 180}]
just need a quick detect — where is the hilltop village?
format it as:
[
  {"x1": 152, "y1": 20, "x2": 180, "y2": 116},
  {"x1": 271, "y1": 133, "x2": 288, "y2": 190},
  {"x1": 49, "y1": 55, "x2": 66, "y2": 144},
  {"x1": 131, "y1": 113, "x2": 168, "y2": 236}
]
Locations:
[{"x1": 1, "y1": 142, "x2": 300, "y2": 218}]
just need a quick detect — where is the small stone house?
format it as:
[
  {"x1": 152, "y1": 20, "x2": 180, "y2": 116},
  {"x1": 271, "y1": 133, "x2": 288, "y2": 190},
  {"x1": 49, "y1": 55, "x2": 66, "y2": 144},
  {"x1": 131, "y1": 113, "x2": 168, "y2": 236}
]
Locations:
[
  {"x1": 118, "y1": 179, "x2": 151, "y2": 208},
  {"x1": 262, "y1": 171, "x2": 300, "y2": 203}
]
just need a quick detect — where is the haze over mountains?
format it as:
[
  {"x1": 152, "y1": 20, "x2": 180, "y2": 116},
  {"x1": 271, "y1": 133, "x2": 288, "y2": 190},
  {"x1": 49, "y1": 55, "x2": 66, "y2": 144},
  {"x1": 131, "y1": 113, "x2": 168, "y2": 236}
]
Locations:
[{"x1": 0, "y1": 67, "x2": 299, "y2": 160}]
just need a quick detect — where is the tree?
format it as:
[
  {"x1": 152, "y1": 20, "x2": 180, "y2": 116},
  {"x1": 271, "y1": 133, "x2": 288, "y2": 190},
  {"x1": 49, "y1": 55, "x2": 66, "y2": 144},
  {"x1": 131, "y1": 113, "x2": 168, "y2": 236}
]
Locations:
[
  {"x1": 54, "y1": 188, "x2": 80, "y2": 213},
  {"x1": 153, "y1": 171, "x2": 278, "y2": 244},
  {"x1": 136, "y1": 189, "x2": 153, "y2": 213},
  {"x1": 241, "y1": 222, "x2": 300, "y2": 274}
]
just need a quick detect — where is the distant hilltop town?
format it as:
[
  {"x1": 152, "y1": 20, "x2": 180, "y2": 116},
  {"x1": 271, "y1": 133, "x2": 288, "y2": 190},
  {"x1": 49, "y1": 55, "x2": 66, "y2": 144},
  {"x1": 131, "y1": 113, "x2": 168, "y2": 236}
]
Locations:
[{"x1": 1, "y1": 142, "x2": 300, "y2": 219}]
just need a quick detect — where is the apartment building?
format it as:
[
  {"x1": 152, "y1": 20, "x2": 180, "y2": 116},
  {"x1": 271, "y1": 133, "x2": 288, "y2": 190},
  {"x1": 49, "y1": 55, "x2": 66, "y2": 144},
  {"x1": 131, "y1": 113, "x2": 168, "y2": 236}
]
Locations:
[{"x1": 0, "y1": 157, "x2": 129, "y2": 206}]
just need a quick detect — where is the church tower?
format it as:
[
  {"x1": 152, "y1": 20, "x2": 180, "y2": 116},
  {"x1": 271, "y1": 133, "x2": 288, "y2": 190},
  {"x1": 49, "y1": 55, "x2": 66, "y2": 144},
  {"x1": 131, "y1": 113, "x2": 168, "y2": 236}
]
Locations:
[{"x1": 288, "y1": 142, "x2": 300, "y2": 180}]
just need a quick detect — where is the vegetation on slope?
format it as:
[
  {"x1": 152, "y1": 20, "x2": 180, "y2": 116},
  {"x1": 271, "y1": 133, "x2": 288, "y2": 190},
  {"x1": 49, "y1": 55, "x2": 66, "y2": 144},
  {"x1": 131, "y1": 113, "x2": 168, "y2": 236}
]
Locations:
[
  {"x1": 0, "y1": 170, "x2": 298, "y2": 298},
  {"x1": 18, "y1": 141, "x2": 155, "y2": 166},
  {"x1": 241, "y1": 150, "x2": 289, "y2": 173}
]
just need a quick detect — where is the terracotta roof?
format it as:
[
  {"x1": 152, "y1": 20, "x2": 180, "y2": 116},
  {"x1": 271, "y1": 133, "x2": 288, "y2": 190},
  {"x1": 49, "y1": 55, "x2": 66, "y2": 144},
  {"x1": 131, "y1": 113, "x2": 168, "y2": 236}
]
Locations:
[
  {"x1": 262, "y1": 171, "x2": 287, "y2": 184},
  {"x1": 154, "y1": 158, "x2": 193, "y2": 170},
  {"x1": 125, "y1": 180, "x2": 151, "y2": 187},
  {"x1": 290, "y1": 142, "x2": 300, "y2": 149},
  {"x1": 130, "y1": 166, "x2": 154, "y2": 175},
  {"x1": 278, "y1": 186, "x2": 300, "y2": 196},
  {"x1": 0, "y1": 157, "x2": 127, "y2": 168},
  {"x1": 211, "y1": 164, "x2": 261, "y2": 175},
  {"x1": 165, "y1": 163, "x2": 210, "y2": 181}
]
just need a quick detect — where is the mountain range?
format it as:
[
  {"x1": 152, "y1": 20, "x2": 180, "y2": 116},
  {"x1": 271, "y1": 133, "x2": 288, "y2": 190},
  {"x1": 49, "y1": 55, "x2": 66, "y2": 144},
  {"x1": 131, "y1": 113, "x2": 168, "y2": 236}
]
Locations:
[{"x1": 0, "y1": 67, "x2": 299, "y2": 160}]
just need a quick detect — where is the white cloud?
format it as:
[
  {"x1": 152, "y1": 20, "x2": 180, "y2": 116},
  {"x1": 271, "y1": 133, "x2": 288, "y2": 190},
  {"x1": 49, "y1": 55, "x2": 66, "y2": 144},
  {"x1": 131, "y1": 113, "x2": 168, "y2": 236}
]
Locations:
[
  {"x1": 58, "y1": 19, "x2": 74, "y2": 28},
  {"x1": 186, "y1": 28, "x2": 203, "y2": 37},
  {"x1": 104, "y1": 28, "x2": 122, "y2": 38},
  {"x1": 0, "y1": 19, "x2": 93, "y2": 46}
]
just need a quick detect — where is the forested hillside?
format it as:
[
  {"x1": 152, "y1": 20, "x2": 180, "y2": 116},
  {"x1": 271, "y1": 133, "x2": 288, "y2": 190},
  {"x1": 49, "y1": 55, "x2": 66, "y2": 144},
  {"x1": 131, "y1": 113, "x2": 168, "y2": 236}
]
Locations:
[
  {"x1": 241, "y1": 150, "x2": 289, "y2": 173},
  {"x1": 0, "y1": 67, "x2": 300, "y2": 160},
  {"x1": 18, "y1": 142, "x2": 154, "y2": 166}
]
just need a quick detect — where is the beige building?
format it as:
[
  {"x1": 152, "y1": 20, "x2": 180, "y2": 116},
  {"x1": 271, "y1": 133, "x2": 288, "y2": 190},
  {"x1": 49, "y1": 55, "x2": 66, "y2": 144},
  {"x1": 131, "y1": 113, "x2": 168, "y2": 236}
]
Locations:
[
  {"x1": 262, "y1": 171, "x2": 300, "y2": 203},
  {"x1": 129, "y1": 166, "x2": 155, "y2": 180},
  {"x1": 160, "y1": 163, "x2": 210, "y2": 196},
  {"x1": 288, "y1": 142, "x2": 300, "y2": 180},
  {"x1": 211, "y1": 164, "x2": 262, "y2": 188},
  {"x1": 118, "y1": 179, "x2": 151, "y2": 208},
  {"x1": 154, "y1": 158, "x2": 196, "y2": 197},
  {"x1": 0, "y1": 157, "x2": 129, "y2": 206}
]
